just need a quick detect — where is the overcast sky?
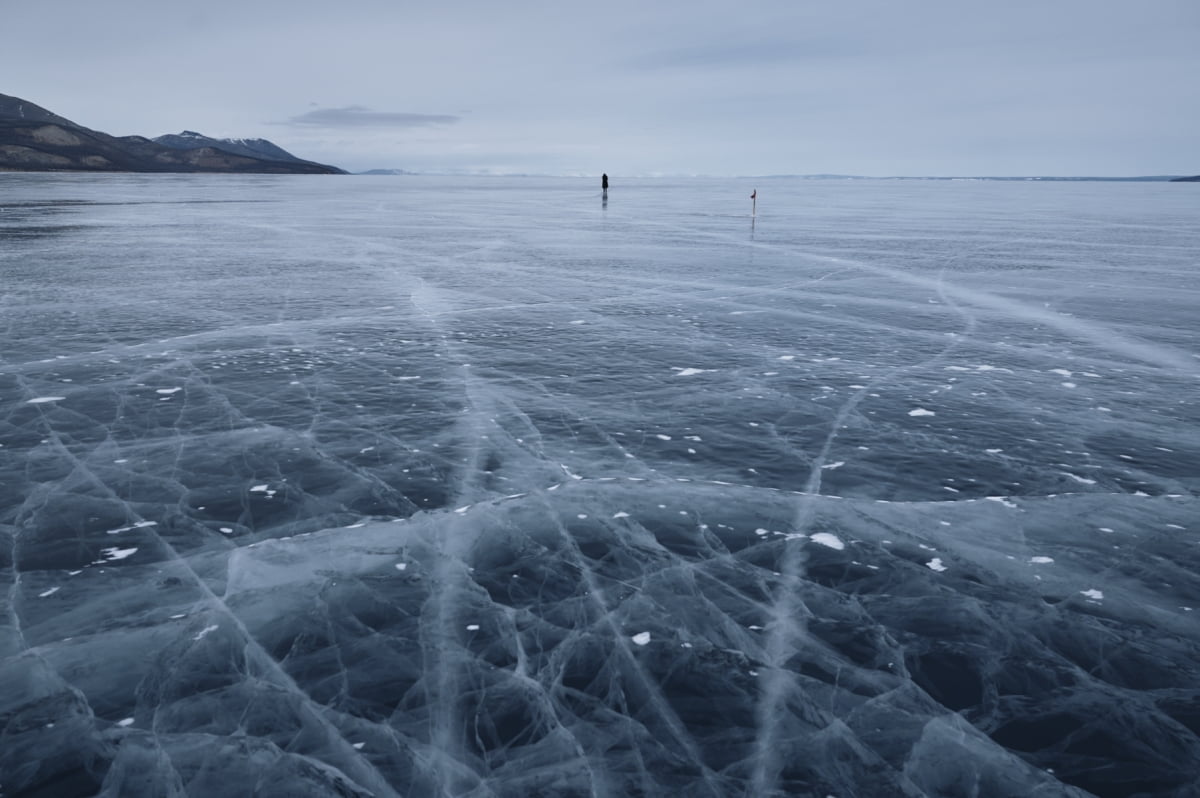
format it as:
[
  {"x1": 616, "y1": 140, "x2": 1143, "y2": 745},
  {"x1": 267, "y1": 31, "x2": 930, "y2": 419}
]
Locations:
[{"x1": 6, "y1": 0, "x2": 1198, "y2": 175}]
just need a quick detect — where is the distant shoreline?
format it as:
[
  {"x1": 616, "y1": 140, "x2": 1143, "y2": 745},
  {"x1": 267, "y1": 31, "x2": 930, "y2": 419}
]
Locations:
[
  {"x1": 350, "y1": 172, "x2": 1193, "y2": 182},
  {"x1": 3, "y1": 170, "x2": 1195, "y2": 182}
]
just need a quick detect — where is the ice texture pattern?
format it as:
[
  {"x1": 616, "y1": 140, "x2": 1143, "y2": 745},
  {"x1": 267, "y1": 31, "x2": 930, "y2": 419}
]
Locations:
[{"x1": 2, "y1": 174, "x2": 1199, "y2": 797}]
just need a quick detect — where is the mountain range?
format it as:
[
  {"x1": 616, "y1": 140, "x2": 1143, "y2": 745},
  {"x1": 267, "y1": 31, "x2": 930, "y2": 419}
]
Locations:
[{"x1": 0, "y1": 92, "x2": 343, "y2": 174}]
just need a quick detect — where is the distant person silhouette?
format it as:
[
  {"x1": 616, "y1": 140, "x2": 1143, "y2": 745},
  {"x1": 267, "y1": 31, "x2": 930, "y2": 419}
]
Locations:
[{"x1": 601, "y1": 173, "x2": 609, "y2": 193}]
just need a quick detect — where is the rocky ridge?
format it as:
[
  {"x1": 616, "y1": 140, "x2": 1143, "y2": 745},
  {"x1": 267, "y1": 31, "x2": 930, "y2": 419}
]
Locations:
[{"x1": 0, "y1": 93, "x2": 343, "y2": 174}]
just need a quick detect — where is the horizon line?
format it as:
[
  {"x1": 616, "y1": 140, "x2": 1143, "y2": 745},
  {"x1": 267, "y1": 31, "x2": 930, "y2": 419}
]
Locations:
[{"x1": 347, "y1": 171, "x2": 1193, "y2": 181}]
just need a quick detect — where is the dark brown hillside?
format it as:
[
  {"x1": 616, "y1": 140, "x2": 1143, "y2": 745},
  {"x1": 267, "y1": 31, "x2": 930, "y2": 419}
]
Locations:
[{"x1": 0, "y1": 93, "x2": 343, "y2": 174}]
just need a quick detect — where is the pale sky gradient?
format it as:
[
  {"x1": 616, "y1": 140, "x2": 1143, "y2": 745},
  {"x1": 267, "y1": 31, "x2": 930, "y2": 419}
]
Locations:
[{"x1": 6, "y1": 0, "x2": 1198, "y2": 175}]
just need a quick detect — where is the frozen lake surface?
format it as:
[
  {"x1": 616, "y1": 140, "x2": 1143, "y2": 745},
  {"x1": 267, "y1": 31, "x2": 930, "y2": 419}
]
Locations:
[{"x1": 2, "y1": 174, "x2": 1199, "y2": 797}]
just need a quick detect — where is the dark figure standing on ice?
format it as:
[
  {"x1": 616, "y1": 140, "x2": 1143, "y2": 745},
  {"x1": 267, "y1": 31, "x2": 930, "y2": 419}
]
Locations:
[{"x1": 601, "y1": 173, "x2": 609, "y2": 195}]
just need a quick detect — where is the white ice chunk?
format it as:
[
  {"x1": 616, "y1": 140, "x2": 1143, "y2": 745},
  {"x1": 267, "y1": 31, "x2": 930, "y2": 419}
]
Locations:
[{"x1": 810, "y1": 533, "x2": 844, "y2": 550}]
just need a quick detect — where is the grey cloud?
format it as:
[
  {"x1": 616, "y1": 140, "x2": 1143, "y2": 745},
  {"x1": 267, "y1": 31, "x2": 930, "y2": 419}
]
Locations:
[
  {"x1": 281, "y1": 106, "x2": 459, "y2": 128},
  {"x1": 630, "y1": 37, "x2": 860, "y2": 71}
]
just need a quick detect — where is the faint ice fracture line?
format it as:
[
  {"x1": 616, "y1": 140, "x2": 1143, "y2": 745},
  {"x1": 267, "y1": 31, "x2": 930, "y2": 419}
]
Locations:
[{"x1": 748, "y1": 266, "x2": 978, "y2": 796}]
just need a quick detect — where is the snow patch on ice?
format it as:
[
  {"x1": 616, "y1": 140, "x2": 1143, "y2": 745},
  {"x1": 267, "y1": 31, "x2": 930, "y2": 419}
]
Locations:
[
  {"x1": 106, "y1": 521, "x2": 158, "y2": 535},
  {"x1": 193, "y1": 624, "x2": 219, "y2": 641}
]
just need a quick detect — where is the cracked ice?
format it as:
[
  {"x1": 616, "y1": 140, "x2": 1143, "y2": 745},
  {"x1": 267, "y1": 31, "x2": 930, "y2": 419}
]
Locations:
[{"x1": 2, "y1": 175, "x2": 1199, "y2": 797}]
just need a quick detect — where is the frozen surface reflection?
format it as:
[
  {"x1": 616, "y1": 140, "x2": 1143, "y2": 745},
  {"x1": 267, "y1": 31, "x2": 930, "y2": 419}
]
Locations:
[{"x1": 2, "y1": 175, "x2": 1199, "y2": 797}]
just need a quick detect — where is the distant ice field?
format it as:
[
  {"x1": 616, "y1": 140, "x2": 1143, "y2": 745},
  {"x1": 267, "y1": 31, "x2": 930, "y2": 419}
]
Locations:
[{"x1": 2, "y1": 174, "x2": 1199, "y2": 797}]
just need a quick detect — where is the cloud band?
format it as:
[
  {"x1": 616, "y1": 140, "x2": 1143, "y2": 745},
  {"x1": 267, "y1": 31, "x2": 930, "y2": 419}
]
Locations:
[{"x1": 282, "y1": 106, "x2": 459, "y2": 128}]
